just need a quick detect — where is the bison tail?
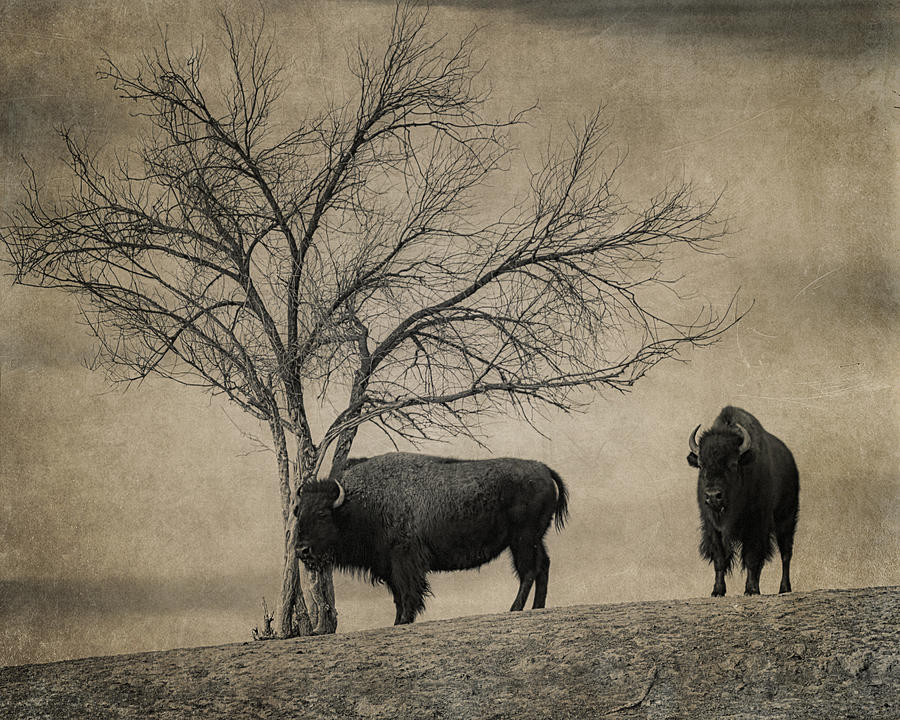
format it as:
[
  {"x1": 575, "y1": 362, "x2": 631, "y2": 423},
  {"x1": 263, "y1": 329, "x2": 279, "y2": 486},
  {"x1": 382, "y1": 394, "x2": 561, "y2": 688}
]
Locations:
[{"x1": 550, "y1": 469, "x2": 569, "y2": 532}]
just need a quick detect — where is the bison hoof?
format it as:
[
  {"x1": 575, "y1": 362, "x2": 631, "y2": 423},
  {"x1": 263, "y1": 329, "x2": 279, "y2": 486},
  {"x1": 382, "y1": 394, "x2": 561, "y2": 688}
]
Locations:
[
  {"x1": 711, "y1": 588, "x2": 726, "y2": 597},
  {"x1": 744, "y1": 588, "x2": 760, "y2": 596}
]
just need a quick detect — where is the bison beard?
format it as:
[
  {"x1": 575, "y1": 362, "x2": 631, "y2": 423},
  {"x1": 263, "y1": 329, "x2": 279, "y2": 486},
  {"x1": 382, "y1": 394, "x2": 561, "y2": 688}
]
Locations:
[
  {"x1": 687, "y1": 406, "x2": 799, "y2": 597},
  {"x1": 293, "y1": 453, "x2": 569, "y2": 625}
]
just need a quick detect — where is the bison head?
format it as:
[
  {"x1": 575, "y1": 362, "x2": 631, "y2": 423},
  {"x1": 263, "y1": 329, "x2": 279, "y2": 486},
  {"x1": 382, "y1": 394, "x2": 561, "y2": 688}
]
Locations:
[
  {"x1": 293, "y1": 480, "x2": 346, "y2": 572},
  {"x1": 688, "y1": 423, "x2": 751, "y2": 517}
]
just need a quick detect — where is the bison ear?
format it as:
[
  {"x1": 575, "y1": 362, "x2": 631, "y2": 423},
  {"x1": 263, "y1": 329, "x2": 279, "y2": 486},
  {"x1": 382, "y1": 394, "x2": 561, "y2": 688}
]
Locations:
[{"x1": 687, "y1": 452, "x2": 700, "y2": 468}]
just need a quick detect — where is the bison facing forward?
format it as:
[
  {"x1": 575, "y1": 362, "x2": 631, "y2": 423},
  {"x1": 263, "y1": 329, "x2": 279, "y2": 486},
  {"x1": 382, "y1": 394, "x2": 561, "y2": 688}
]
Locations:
[
  {"x1": 687, "y1": 406, "x2": 799, "y2": 596},
  {"x1": 294, "y1": 453, "x2": 569, "y2": 625}
]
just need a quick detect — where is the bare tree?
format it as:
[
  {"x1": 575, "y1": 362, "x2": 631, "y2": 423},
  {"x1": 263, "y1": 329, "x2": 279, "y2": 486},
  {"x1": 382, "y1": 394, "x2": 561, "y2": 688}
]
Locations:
[{"x1": 2, "y1": 2, "x2": 740, "y2": 636}]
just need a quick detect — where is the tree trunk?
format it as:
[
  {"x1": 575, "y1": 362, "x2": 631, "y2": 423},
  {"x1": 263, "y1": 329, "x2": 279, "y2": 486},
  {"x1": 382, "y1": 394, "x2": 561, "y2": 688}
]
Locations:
[
  {"x1": 300, "y1": 562, "x2": 338, "y2": 635},
  {"x1": 281, "y1": 490, "x2": 338, "y2": 635},
  {"x1": 277, "y1": 440, "x2": 338, "y2": 636},
  {"x1": 270, "y1": 416, "x2": 314, "y2": 638},
  {"x1": 278, "y1": 519, "x2": 313, "y2": 637}
]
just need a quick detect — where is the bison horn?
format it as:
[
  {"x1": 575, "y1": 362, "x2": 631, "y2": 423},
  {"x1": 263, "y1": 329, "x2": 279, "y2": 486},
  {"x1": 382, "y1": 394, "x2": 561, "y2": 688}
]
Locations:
[
  {"x1": 332, "y1": 481, "x2": 346, "y2": 509},
  {"x1": 735, "y1": 423, "x2": 751, "y2": 454},
  {"x1": 689, "y1": 425, "x2": 701, "y2": 455}
]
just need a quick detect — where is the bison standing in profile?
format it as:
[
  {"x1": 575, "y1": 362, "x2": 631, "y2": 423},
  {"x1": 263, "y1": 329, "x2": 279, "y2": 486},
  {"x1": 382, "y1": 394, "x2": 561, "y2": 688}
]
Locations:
[
  {"x1": 294, "y1": 453, "x2": 569, "y2": 625},
  {"x1": 687, "y1": 406, "x2": 799, "y2": 596}
]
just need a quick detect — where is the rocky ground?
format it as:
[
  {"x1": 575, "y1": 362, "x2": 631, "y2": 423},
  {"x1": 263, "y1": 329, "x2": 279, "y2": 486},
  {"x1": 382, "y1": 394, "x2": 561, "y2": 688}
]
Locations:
[{"x1": 1, "y1": 586, "x2": 897, "y2": 719}]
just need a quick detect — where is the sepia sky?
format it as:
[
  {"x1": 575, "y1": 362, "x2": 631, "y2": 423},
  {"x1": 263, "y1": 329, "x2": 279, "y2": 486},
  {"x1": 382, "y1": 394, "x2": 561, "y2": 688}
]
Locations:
[{"x1": 1, "y1": 0, "x2": 897, "y2": 666}]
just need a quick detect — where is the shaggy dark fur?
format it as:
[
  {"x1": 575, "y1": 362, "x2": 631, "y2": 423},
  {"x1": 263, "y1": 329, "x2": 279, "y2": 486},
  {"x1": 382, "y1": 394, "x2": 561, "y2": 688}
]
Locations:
[
  {"x1": 294, "y1": 452, "x2": 569, "y2": 624},
  {"x1": 687, "y1": 406, "x2": 799, "y2": 596}
]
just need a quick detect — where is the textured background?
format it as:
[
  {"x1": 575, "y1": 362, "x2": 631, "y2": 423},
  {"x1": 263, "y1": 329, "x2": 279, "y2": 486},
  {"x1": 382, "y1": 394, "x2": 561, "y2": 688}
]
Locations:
[{"x1": 1, "y1": 0, "x2": 897, "y2": 666}]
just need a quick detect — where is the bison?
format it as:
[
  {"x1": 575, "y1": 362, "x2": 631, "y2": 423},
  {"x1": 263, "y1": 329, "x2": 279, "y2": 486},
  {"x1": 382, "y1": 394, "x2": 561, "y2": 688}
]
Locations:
[
  {"x1": 293, "y1": 452, "x2": 569, "y2": 625},
  {"x1": 687, "y1": 406, "x2": 799, "y2": 596}
]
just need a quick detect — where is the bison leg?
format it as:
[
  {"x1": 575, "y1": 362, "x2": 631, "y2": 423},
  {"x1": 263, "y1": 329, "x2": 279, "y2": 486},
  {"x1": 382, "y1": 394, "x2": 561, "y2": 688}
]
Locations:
[
  {"x1": 700, "y1": 529, "x2": 732, "y2": 597},
  {"x1": 391, "y1": 595, "x2": 402, "y2": 626},
  {"x1": 774, "y1": 495, "x2": 798, "y2": 594},
  {"x1": 389, "y1": 585, "x2": 426, "y2": 625},
  {"x1": 531, "y1": 543, "x2": 551, "y2": 609},
  {"x1": 778, "y1": 549, "x2": 792, "y2": 594},
  {"x1": 386, "y1": 581, "x2": 407, "y2": 626},
  {"x1": 775, "y1": 516, "x2": 796, "y2": 594},
  {"x1": 388, "y1": 552, "x2": 430, "y2": 625},
  {"x1": 744, "y1": 567, "x2": 762, "y2": 595},
  {"x1": 741, "y1": 540, "x2": 766, "y2": 595},
  {"x1": 509, "y1": 540, "x2": 540, "y2": 611},
  {"x1": 712, "y1": 560, "x2": 729, "y2": 597}
]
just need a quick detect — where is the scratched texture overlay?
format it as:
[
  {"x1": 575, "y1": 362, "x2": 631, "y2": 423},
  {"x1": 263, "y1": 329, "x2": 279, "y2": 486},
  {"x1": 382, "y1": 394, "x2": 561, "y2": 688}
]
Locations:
[{"x1": 1, "y1": 1, "x2": 897, "y2": 667}]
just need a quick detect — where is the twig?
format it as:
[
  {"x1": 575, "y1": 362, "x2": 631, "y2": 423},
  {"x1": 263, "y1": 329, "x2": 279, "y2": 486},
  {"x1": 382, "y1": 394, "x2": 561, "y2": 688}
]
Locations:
[
  {"x1": 604, "y1": 665, "x2": 659, "y2": 715},
  {"x1": 251, "y1": 596, "x2": 277, "y2": 641}
]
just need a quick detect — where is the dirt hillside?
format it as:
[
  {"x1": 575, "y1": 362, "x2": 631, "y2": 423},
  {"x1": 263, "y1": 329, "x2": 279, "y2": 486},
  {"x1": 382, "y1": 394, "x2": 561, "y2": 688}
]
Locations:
[{"x1": 1, "y1": 586, "x2": 896, "y2": 719}]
